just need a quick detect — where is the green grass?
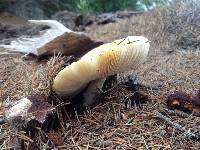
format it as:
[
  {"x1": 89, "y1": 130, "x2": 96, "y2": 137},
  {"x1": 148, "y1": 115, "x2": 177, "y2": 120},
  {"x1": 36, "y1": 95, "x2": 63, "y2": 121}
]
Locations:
[
  {"x1": 0, "y1": 0, "x2": 10, "y2": 11},
  {"x1": 0, "y1": 0, "x2": 169, "y2": 16},
  {"x1": 48, "y1": 0, "x2": 170, "y2": 15}
]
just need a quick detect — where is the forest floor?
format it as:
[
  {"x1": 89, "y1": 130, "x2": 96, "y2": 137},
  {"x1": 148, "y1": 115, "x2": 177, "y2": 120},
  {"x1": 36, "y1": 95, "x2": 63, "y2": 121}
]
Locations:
[{"x1": 0, "y1": 1, "x2": 200, "y2": 149}]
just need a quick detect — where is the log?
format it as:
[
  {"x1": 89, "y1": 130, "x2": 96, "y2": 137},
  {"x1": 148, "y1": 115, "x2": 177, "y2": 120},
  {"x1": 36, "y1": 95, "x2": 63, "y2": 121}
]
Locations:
[{"x1": 37, "y1": 32, "x2": 104, "y2": 57}]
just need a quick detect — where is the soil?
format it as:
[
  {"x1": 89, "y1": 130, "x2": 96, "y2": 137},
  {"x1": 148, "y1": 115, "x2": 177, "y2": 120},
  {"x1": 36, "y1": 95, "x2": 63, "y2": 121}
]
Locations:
[{"x1": 0, "y1": 1, "x2": 200, "y2": 149}]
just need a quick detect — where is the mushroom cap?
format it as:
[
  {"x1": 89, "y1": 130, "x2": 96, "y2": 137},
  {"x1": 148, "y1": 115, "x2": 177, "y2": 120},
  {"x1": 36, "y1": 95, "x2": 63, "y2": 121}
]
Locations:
[{"x1": 52, "y1": 36, "x2": 150, "y2": 96}]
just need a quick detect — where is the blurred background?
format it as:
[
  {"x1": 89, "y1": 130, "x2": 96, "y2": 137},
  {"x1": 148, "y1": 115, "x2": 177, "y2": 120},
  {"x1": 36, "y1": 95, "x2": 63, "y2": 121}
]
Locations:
[{"x1": 0, "y1": 0, "x2": 171, "y2": 19}]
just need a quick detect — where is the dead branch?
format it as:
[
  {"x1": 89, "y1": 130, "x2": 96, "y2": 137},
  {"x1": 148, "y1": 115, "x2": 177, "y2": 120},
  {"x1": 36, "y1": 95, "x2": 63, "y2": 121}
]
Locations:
[{"x1": 154, "y1": 110, "x2": 199, "y2": 140}]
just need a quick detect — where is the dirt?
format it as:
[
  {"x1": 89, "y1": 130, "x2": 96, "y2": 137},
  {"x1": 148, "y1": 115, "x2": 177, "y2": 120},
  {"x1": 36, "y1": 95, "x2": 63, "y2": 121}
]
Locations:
[{"x1": 0, "y1": 1, "x2": 200, "y2": 149}]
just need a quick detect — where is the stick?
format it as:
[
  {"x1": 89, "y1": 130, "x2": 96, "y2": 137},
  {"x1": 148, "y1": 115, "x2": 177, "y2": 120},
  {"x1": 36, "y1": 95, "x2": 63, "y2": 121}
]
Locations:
[
  {"x1": 163, "y1": 108, "x2": 189, "y2": 118},
  {"x1": 154, "y1": 110, "x2": 199, "y2": 140}
]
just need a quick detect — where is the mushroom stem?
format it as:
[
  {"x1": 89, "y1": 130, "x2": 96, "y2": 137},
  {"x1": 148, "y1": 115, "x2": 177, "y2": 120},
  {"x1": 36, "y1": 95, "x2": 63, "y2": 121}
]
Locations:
[{"x1": 83, "y1": 78, "x2": 106, "y2": 106}]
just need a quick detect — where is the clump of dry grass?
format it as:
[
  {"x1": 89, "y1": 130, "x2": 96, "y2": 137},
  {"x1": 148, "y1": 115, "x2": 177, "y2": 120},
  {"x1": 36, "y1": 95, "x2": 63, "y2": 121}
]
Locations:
[
  {"x1": 160, "y1": 0, "x2": 200, "y2": 50},
  {"x1": 152, "y1": 0, "x2": 200, "y2": 51},
  {"x1": 0, "y1": 54, "x2": 64, "y2": 103},
  {"x1": 88, "y1": 0, "x2": 200, "y2": 51}
]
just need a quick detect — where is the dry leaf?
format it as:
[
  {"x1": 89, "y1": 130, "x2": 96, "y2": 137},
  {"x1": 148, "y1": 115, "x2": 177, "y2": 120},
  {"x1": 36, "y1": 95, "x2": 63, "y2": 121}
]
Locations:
[
  {"x1": 48, "y1": 130, "x2": 64, "y2": 146},
  {"x1": 27, "y1": 94, "x2": 53, "y2": 123}
]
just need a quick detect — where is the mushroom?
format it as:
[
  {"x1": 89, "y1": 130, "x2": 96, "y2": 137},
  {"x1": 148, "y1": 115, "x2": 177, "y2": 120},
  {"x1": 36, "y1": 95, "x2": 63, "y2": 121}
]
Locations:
[{"x1": 52, "y1": 36, "x2": 150, "y2": 105}]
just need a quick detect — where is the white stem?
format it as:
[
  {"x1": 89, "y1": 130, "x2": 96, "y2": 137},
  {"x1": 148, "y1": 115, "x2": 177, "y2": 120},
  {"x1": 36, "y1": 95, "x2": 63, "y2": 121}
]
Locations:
[{"x1": 83, "y1": 78, "x2": 106, "y2": 106}]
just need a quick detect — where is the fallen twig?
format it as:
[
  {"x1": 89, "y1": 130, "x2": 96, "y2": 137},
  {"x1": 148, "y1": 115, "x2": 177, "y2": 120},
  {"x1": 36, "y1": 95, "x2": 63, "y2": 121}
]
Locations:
[
  {"x1": 154, "y1": 110, "x2": 199, "y2": 140},
  {"x1": 163, "y1": 108, "x2": 190, "y2": 118}
]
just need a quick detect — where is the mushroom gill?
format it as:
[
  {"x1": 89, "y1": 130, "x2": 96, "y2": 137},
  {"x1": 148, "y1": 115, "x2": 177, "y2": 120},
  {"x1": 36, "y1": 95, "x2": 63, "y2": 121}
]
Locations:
[{"x1": 52, "y1": 36, "x2": 150, "y2": 96}]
